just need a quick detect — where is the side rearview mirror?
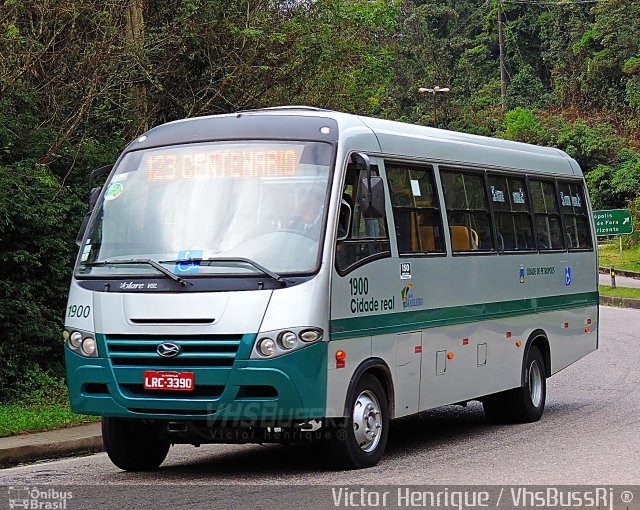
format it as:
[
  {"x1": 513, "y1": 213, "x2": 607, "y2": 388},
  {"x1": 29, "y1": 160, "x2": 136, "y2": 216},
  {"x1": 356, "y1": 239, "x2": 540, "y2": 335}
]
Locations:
[
  {"x1": 351, "y1": 152, "x2": 385, "y2": 219},
  {"x1": 337, "y1": 199, "x2": 352, "y2": 241},
  {"x1": 88, "y1": 165, "x2": 114, "y2": 205},
  {"x1": 76, "y1": 164, "x2": 114, "y2": 246},
  {"x1": 360, "y1": 175, "x2": 385, "y2": 219},
  {"x1": 88, "y1": 186, "x2": 102, "y2": 211}
]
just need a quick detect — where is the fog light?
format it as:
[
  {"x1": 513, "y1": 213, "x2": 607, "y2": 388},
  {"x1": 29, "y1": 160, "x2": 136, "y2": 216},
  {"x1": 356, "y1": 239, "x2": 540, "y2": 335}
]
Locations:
[
  {"x1": 62, "y1": 330, "x2": 70, "y2": 342},
  {"x1": 69, "y1": 331, "x2": 82, "y2": 349},
  {"x1": 81, "y1": 337, "x2": 96, "y2": 356},
  {"x1": 258, "y1": 338, "x2": 276, "y2": 357},
  {"x1": 280, "y1": 331, "x2": 297, "y2": 350}
]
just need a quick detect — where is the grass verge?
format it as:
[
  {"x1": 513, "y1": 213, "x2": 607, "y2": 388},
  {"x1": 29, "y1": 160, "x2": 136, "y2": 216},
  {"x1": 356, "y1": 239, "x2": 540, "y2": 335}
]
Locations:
[
  {"x1": 599, "y1": 285, "x2": 640, "y2": 300},
  {"x1": 598, "y1": 242, "x2": 640, "y2": 273},
  {"x1": 0, "y1": 367, "x2": 99, "y2": 438},
  {"x1": 0, "y1": 405, "x2": 98, "y2": 438}
]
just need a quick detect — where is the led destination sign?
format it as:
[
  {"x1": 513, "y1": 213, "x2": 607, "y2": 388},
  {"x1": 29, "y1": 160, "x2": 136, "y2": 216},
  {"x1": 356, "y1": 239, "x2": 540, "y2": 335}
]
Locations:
[{"x1": 146, "y1": 149, "x2": 299, "y2": 180}]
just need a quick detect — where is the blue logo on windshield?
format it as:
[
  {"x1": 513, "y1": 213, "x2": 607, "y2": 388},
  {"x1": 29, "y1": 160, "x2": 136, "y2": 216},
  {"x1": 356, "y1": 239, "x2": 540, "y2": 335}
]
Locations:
[
  {"x1": 175, "y1": 250, "x2": 203, "y2": 274},
  {"x1": 565, "y1": 267, "x2": 571, "y2": 286}
]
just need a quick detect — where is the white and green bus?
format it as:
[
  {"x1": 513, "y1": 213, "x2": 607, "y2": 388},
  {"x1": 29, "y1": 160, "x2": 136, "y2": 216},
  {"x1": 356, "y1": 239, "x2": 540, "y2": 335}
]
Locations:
[{"x1": 64, "y1": 107, "x2": 598, "y2": 470}]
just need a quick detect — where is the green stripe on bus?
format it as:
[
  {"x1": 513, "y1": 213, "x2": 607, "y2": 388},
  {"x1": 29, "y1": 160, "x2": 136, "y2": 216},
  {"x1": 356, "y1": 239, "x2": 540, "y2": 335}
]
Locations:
[{"x1": 329, "y1": 291, "x2": 599, "y2": 340}]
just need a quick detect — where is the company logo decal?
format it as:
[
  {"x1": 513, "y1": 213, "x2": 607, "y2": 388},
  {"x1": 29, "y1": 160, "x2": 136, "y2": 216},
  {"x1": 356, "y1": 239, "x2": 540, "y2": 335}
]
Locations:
[
  {"x1": 401, "y1": 284, "x2": 423, "y2": 309},
  {"x1": 119, "y1": 281, "x2": 158, "y2": 290},
  {"x1": 157, "y1": 342, "x2": 181, "y2": 357},
  {"x1": 104, "y1": 182, "x2": 123, "y2": 201}
]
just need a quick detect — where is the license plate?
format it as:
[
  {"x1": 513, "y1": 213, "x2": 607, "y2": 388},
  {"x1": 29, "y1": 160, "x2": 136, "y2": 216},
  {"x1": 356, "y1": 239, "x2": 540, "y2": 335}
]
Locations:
[{"x1": 143, "y1": 371, "x2": 194, "y2": 391}]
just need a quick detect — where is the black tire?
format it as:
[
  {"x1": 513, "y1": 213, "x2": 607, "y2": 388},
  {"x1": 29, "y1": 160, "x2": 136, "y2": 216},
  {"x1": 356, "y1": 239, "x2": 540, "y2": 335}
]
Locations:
[
  {"x1": 482, "y1": 392, "x2": 510, "y2": 424},
  {"x1": 326, "y1": 373, "x2": 390, "y2": 469},
  {"x1": 102, "y1": 417, "x2": 170, "y2": 471},
  {"x1": 482, "y1": 345, "x2": 546, "y2": 424},
  {"x1": 505, "y1": 345, "x2": 546, "y2": 422}
]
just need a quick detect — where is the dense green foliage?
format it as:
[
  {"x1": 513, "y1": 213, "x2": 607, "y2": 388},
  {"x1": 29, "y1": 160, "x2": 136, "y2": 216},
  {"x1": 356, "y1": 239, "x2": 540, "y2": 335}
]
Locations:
[{"x1": 1, "y1": 0, "x2": 639, "y2": 401}]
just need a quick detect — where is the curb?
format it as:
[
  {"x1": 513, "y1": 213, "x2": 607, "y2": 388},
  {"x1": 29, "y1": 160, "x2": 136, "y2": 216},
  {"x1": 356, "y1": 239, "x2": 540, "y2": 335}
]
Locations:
[
  {"x1": 598, "y1": 266, "x2": 640, "y2": 279},
  {"x1": 600, "y1": 295, "x2": 640, "y2": 309},
  {"x1": 0, "y1": 423, "x2": 103, "y2": 469}
]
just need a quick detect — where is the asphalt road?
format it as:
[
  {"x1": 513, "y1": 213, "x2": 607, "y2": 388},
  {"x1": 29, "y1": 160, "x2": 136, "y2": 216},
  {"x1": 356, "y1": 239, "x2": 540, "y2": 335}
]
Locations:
[{"x1": 1, "y1": 306, "x2": 639, "y2": 509}]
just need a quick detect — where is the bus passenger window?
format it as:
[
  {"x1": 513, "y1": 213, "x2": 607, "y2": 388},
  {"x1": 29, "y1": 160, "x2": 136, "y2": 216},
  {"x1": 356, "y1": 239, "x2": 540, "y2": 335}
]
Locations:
[
  {"x1": 335, "y1": 166, "x2": 391, "y2": 274},
  {"x1": 440, "y1": 170, "x2": 494, "y2": 252},
  {"x1": 529, "y1": 179, "x2": 564, "y2": 250},
  {"x1": 386, "y1": 163, "x2": 445, "y2": 254},
  {"x1": 488, "y1": 175, "x2": 534, "y2": 251},
  {"x1": 558, "y1": 181, "x2": 592, "y2": 250}
]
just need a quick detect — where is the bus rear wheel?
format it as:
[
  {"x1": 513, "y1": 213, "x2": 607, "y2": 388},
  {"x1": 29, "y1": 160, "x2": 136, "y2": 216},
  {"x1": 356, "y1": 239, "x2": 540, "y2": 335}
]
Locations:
[
  {"x1": 102, "y1": 417, "x2": 170, "y2": 471},
  {"x1": 483, "y1": 345, "x2": 546, "y2": 424},
  {"x1": 326, "y1": 373, "x2": 389, "y2": 469}
]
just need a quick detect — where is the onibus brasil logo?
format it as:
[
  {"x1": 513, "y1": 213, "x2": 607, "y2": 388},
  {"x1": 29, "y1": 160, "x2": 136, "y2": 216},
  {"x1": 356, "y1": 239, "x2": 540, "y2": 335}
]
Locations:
[
  {"x1": 8, "y1": 487, "x2": 73, "y2": 509},
  {"x1": 401, "y1": 284, "x2": 423, "y2": 308}
]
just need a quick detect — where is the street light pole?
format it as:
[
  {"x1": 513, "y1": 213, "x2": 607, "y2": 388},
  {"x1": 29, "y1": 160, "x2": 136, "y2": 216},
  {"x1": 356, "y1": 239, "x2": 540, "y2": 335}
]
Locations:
[
  {"x1": 418, "y1": 86, "x2": 450, "y2": 128},
  {"x1": 497, "y1": 0, "x2": 507, "y2": 107}
]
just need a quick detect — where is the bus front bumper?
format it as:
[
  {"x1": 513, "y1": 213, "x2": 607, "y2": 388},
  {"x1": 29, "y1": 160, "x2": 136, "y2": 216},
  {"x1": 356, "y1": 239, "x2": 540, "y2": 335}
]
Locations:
[{"x1": 65, "y1": 341, "x2": 327, "y2": 423}]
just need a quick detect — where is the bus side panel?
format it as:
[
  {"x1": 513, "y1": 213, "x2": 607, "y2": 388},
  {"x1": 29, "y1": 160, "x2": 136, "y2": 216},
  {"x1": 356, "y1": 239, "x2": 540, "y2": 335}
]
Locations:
[
  {"x1": 328, "y1": 258, "x2": 412, "y2": 418},
  {"x1": 380, "y1": 331, "x2": 421, "y2": 417},
  {"x1": 541, "y1": 304, "x2": 598, "y2": 374},
  {"x1": 418, "y1": 315, "x2": 529, "y2": 411},
  {"x1": 363, "y1": 331, "x2": 422, "y2": 418},
  {"x1": 326, "y1": 337, "x2": 372, "y2": 417},
  {"x1": 325, "y1": 330, "x2": 422, "y2": 419}
]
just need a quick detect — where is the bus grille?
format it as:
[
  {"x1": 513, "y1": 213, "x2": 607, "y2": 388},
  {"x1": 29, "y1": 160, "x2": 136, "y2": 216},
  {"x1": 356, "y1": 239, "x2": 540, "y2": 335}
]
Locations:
[{"x1": 105, "y1": 334, "x2": 242, "y2": 367}]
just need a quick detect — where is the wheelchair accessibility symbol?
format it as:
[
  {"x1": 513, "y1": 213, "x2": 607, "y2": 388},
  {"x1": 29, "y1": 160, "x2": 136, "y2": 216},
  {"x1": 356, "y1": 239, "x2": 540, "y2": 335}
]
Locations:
[
  {"x1": 175, "y1": 250, "x2": 203, "y2": 274},
  {"x1": 565, "y1": 267, "x2": 571, "y2": 286}
]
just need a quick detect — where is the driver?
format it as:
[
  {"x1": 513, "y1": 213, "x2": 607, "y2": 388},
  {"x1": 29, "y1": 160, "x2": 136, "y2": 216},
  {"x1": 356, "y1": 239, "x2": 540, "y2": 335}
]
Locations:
[{"x1": 288, "y1": 191, "x2": 325, "y2": 237}]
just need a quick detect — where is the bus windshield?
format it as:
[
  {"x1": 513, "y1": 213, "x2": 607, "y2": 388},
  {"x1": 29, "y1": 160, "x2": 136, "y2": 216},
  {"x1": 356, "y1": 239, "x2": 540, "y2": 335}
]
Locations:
[{"x1": 77, "y1": 140, "x2": 334, "y2": 277}]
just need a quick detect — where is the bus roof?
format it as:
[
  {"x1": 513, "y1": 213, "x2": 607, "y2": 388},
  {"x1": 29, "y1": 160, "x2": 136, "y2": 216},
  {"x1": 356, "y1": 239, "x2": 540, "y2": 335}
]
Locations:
[{"x1": 131, "y1": 107, "x2": 581, "y2": 177}]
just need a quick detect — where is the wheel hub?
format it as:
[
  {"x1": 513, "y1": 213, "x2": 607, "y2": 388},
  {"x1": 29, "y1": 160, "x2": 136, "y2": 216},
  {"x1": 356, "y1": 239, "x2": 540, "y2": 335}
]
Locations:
[
  {"x1": 352, "y1": 390, "x2": 382, "y2": 452},
  {"x1": 528, "y1": 360, "x2": 543, "y2": 408}
]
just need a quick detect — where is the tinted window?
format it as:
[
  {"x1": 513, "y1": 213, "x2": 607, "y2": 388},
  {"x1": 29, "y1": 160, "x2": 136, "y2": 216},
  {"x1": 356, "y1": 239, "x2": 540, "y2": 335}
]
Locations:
[
  {"x1": 387, "y1": 163, "x2": 445, "y2": 254},
  {"x1": 441, "y1": 170, "x2": 494, "y2": 252},
  {"x1": 529, "y1": 179, "x2": 564, "y2": 250},
  {"x1": 488, "y1": 174, "x2": 534, "y2": 251},
  {"x1": 558, "y1": 181, "x2": 592, "y2": 250}
]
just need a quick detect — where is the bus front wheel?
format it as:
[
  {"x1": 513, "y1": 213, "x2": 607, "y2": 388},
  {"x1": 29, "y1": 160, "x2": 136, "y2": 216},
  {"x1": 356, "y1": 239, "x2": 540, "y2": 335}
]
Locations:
[
  {"x1": 102, "y1": 417, "x2": 170, "y2": 471},
  {"x1": 327, "y1": 373, "x2": 390, "y2": 469},
  {"x1": 483, "y1": 345, "x2": 546, "y2": 424}
]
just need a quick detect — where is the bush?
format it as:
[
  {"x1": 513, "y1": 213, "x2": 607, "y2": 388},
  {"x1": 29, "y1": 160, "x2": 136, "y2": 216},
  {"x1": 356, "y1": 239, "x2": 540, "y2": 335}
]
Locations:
[
  {"x1": 0, "y1": 161, "x2": 84, "y2": 402},
  {"x1": 554, "y1": 121, "x2": 621, "y2": 171},
  {"x1": 12, "y1": 366, "x2": 69, "y2": 405},
  {"x1": 585, "y1": 149, "x2": 640, "y2": 210},
  {"x1": 625, "y1": 196, "x2": 640, "y2": 248},
  {"x1": 499, "y1": 107, "x2": 546, "y2": 144}
]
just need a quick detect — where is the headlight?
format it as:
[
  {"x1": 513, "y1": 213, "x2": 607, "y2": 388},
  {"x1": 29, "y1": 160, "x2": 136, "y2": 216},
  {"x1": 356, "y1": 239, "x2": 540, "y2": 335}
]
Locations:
[
  {"x1": 65, "y1": 329, "x2": 98, "y2": 357},
  {"x1": 279, "y1": 331, "x2": 297, "y2": 350},
  {"x1": 69, "y1": 331, "x2": 83, "y2": 349},
  {"x1": 81, "y1": 337, "x2": 97, "y2": 356},
  {"x1": 258, "y1": 337, "x2": 276, "y2": 357},
  {"x1": 252, "y1": 327, "x2": 324, "y2": 359},
  {"x1": 299, "y1": 329, "x2": 322, "y2": 343}
]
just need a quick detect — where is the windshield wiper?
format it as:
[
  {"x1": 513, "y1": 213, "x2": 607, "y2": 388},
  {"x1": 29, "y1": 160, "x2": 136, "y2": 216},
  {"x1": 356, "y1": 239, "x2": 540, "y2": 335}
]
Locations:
[
  {"x1": 82, "y1": 259, "x2": 190, "y2": 287},
  {"x1": 160, "y1": 257, "x2": 287, "y2": 286}
]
